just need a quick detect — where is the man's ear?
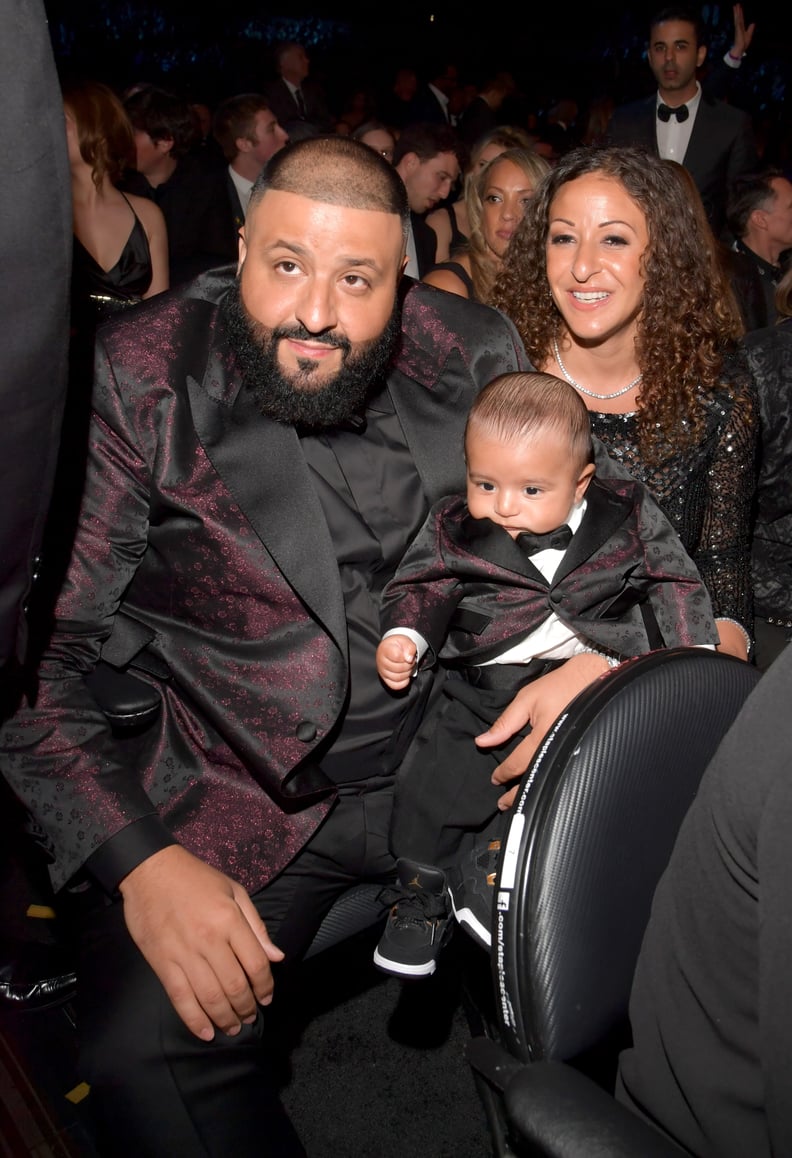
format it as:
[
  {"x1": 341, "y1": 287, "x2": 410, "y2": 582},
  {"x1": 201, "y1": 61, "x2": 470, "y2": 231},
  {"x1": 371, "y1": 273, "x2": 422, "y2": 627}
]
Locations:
[
  {"x1": 237, "y1": 228, "x2": 247, "y2": 275},
  {"x1": 401, "y1": 152, "x2": 420, "y2": 175},
  {"x1": 696, "y1": 44, "x2": 707, "y2": 68},
  {"x1": 155, "y1": 135, "x2": 175, "y2": 157},
  {"x1": 575, "y1": 462, "x2": 596, "y2": 503},
  {"x1": 236, "y1": 135, "x2": 253, "y2": 155},
  {"x1": 750, "y1": 206, "x2": 769, "y2": 233}
]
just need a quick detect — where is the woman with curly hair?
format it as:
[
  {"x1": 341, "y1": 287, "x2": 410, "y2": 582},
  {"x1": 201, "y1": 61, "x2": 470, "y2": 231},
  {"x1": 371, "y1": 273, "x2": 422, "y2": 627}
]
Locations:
[
  {"x1": 491, "y1": 143, "x2": 756, "y2": 652},
  {"x1": 475, "y1": 145, "x2": 757, "y2": 810},
  {"x1": 423, "y1": 147, "x2": 551, "y2": 304}
]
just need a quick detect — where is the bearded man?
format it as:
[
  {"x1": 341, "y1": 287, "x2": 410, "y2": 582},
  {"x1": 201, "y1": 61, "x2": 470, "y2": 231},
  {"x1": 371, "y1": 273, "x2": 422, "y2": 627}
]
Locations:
[{"x1": 1, "y1": 136, "x2": 526, "y2": 1155}]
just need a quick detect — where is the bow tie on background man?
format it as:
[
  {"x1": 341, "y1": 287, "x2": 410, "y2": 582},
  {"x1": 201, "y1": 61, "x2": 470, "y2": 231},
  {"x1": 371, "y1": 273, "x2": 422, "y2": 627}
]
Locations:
[
  {"x1": 657, "y1": 102, "x2": 689, "y2": 123},
  {"x1": 516, "y1": 525, "x2": 573, "y2": 555}
]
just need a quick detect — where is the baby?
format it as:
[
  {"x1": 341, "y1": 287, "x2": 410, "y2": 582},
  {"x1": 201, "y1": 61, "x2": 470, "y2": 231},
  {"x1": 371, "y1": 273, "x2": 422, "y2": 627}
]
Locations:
[{"x1": 373, "y1": 371, "x2": 718, "y2": 978}]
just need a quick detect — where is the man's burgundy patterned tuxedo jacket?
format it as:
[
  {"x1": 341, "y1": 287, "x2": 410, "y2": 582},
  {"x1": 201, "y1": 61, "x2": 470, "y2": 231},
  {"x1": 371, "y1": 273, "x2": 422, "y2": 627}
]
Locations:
[{"x1": 1, "y1": 270, "x2": 527, "y2": 895}]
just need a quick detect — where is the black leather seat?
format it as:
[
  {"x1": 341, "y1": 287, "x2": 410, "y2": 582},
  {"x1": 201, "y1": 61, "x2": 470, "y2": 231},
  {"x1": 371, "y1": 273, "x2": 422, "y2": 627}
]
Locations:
[{"x1": 463, "y1": 647, "x2": 762, "y2": 1157}]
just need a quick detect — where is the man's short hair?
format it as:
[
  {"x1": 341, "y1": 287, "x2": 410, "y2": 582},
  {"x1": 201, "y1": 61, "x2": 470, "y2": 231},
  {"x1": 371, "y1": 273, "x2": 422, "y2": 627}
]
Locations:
[
  {"x1": 213, "y1": 93, "x2": 273, "y2": 162},
  {"x1": 649, "y1": 6, "x2": 706, "y2": 45},
  {"x1": 727, "y1": 169, "x2": 786, "y2": 240},
  {"x1": 392, "y1": 122, "x2": 465, "y2": 170},
  {"x1": 123, "y1": 85, "x2": 198, "y2": 160},
  {"x1": 466, "y1": 372, "x2": 595, "y2": 473},
  {"x1": 249, "y1": 135, "x2": 410, "y2": 243}
]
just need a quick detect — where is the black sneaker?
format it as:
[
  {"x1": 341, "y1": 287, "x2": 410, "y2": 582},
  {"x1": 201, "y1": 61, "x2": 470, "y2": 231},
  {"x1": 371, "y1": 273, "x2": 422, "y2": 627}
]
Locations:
[
  {"x1": 372, "y1": 859, "x2": 452, "y2": 978},
  {"x1": 447, "y1": 837, "x2": 501, "y2": 951}
]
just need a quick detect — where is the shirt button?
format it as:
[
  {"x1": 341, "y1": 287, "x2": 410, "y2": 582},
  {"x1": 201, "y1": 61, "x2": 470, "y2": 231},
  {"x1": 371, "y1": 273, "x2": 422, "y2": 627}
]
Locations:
[{"x1": 296, "y1": 721, "x2": 317, "y2": 743}]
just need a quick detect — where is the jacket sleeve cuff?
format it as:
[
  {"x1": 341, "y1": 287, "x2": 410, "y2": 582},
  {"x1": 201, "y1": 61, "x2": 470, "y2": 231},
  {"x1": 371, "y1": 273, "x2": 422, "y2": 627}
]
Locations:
[{"x1": 84, "y1": 815, "x2": 180, "y2": 896}]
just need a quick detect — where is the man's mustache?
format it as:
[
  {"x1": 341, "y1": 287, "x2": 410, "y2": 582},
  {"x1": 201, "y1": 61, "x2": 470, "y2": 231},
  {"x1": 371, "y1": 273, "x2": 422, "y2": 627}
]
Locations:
[{"x1": 272, "y1": 324, "x2": 351, "y2": 354}]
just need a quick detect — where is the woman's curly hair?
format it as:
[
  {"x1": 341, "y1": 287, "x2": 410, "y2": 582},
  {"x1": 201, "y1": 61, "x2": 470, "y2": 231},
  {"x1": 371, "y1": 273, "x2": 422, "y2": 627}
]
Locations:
[{"x1": 490, "y1": 145, "x2": 746, "y2": 463}]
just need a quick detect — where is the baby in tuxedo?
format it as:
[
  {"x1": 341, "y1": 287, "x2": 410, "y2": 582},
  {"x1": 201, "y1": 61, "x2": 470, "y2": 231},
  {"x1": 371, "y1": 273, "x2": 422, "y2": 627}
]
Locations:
[{"x1": 372, "y1": 371, "x2": 718, "y2": 978}]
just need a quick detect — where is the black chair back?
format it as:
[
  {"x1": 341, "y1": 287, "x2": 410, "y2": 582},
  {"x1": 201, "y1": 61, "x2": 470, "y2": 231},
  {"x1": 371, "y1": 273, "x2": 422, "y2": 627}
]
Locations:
[{"x1": 489, "y1": 648, "x2": 761, "y2": 1070}]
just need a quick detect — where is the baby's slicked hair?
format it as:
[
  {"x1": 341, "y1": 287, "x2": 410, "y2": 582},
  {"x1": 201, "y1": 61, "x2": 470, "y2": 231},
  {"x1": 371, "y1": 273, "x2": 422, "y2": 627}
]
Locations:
[
  {"x1": 466, "y1": 372, "x2": 594, "y2": 473},
  {"x1": 250, "y1": 135, "x2": 409, "y2": 244}
]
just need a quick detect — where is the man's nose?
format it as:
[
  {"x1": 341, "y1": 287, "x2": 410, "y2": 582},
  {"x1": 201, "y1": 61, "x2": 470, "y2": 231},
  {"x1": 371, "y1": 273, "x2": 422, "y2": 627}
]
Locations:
[{"x1": 295, "y1": 278, "x2": 338, "y2": 333}]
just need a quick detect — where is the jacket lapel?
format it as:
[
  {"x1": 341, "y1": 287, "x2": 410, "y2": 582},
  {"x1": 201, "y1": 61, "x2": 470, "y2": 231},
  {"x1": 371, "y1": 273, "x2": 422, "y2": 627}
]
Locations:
[
  {"x1": 682, "y1": 96, "x2": 717, "y2": 181},
  {"x1": 388, "y1": 346, "x2": 472, "y2": 503},
  {"x1": 553, "y1": 479, "x2": 633, "y2": 581},
  {"x1": 186, "y1": 345, "x2": 347, "y2": 649}
]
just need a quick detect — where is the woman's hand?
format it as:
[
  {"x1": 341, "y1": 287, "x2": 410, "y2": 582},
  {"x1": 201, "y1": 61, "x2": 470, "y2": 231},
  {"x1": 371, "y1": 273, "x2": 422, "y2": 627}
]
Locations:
[{"x1": 715, "y1": 618, "x2": 751, "y2": 661}]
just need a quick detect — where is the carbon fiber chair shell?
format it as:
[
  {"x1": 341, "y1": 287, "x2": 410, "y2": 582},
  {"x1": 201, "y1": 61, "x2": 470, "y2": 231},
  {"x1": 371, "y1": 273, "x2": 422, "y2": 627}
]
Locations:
[{"x1": 464, "y1": 647, "x2": 762, "y2": 1157}]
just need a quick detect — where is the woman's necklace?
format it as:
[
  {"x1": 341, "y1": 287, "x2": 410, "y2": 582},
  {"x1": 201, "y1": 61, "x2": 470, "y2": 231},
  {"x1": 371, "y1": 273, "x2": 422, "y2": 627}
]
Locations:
[{"x1": 552, "y1": 336, "x2": 643, "y2": 400}]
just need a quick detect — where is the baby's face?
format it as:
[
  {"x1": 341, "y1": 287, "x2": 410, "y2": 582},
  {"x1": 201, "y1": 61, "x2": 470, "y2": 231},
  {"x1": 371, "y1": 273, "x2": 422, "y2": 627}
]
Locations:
[{"x1": 465, "y1": 428, "x2": 593, "y2": 539}]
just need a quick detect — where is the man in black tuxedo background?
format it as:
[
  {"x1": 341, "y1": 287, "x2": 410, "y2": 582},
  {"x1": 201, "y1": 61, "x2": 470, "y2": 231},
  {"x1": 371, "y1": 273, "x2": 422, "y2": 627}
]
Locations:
[
  {"x1": 393, "y1": 122, "x2": 464, "y2": 278},
  {"x1": 606, "y1": 4, "x2": 758, "y2": 238},
  {"x1": 211, "y1": 93, "x2": 289, "y2": 235},
  {"x1": 264, "y1": 41, "x2": 336, "y2": 136}
]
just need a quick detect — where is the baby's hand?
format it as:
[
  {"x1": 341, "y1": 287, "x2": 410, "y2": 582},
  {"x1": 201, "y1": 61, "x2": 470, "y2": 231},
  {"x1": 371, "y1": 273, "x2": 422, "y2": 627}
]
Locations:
[{"x1": 376, "y1": 635, "x2": 418, "y2": 691}]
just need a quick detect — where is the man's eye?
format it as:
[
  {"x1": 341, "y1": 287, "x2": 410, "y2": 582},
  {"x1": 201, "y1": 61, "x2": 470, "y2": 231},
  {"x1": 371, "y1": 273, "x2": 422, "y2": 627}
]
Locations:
[
  {"x1": 275, "y1": 260, "x2": 299, "y2": 274},
  {"x1": 342, "y1": 274, "x2": 370, "y2": 289}
]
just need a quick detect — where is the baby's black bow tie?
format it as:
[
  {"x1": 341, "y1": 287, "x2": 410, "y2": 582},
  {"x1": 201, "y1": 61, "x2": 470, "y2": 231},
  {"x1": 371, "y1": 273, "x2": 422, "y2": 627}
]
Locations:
[
  {"x1": 657, "y1": 102, "x2": 689, "y2": 123},
  {"x1": 516, "y1": 525, "x2": 573, "y2": 555}
]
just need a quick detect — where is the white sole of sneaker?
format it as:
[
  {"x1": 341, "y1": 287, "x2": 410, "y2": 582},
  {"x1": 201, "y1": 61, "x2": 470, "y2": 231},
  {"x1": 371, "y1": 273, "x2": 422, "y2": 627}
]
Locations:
[
  {"x1": 372, "y1": 947, "x2": 437, "y2": 977},
  {"x1": 448, "y1": 895, "x2": 492, "y2": 951}
]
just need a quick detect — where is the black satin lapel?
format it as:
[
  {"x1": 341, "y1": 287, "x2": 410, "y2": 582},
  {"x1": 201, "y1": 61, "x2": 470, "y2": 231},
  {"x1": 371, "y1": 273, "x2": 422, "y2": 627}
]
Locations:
[
  {"x1": 186, "y1": 373, "x2": 347, "y2": 646},
  {"x1": 681, "y1": 100, "x2": 714, "y2": 177},
  {"x1": 447, "y1": 513, "x2": 546, "y2": 578},
  {"x1": 388, "y1": 349, "x2": 471, "y2": 503},
  {"x1": 554, "y1": 479, "x2": 633, "y2": 580}
]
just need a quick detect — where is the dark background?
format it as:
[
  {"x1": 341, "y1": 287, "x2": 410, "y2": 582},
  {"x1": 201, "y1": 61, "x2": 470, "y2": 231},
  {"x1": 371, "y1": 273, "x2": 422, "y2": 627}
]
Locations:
[{"x1": 41, "y1": 1, "x2": 792, "y2": 131}]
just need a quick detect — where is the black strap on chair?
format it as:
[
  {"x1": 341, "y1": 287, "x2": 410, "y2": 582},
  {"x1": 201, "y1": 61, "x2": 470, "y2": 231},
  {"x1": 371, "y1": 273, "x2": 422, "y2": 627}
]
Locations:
[{"x1": 83, "y1": 611, "x2": 167, "y2": 731}]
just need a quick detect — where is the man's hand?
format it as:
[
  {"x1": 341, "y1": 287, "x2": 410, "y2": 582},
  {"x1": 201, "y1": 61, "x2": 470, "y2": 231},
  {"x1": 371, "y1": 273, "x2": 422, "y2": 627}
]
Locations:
[
  {"x1": 118, "y1": 844, "x2": 284, "y2": 1041},
  {"x1": 730, "y1": 3, "x2": 755, "y2": 57},
  {"x1": 475, "y1": 653, "x2": 611, "y2": 811},
  {"x1": 376, "y1": 634, "x2": 417, "y2": 690}
]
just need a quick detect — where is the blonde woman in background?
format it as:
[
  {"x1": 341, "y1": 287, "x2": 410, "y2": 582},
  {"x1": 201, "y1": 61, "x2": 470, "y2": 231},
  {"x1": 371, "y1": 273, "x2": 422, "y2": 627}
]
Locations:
[
  {"x1": 423, "y1": 146, "x2": 551, "y2": 303},
  {"x1": 425, "y1": 125, "x2": 534, "y2": 262}
]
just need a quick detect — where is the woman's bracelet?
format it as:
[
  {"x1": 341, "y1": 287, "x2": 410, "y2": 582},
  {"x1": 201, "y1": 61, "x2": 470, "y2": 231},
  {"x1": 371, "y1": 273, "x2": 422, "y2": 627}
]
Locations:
[
  {"x1": 716, "y1": 617, "x2": 753, "y2": 657},
  {"x1": 578, "y1": 646, "x2": 621, "y2": 669}
]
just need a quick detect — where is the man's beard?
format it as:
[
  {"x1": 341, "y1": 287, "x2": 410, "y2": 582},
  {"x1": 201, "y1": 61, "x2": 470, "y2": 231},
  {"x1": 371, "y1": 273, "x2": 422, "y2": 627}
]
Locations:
[{"x1": 222, "y1": 282, "x2": 402, "y2": 428}]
